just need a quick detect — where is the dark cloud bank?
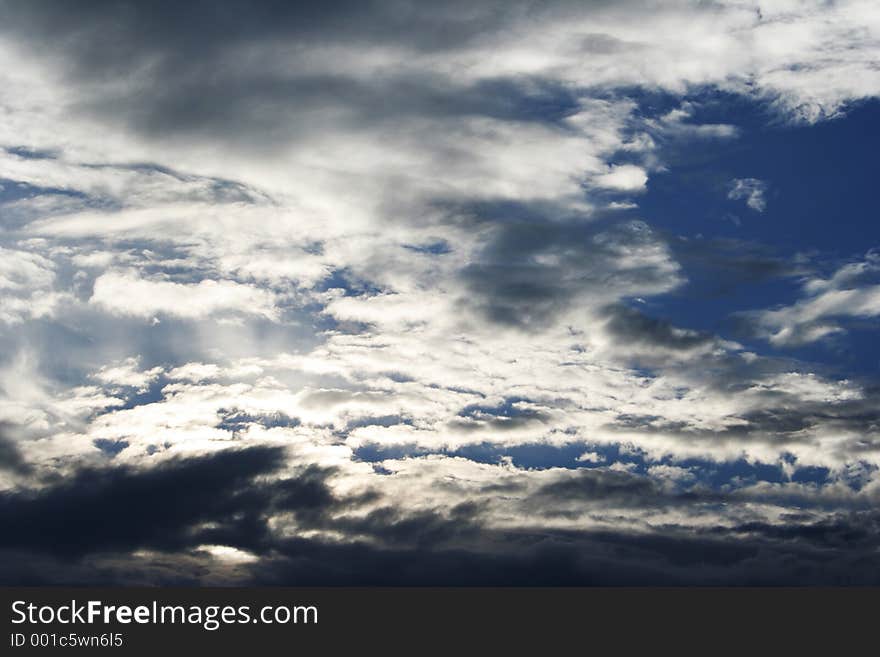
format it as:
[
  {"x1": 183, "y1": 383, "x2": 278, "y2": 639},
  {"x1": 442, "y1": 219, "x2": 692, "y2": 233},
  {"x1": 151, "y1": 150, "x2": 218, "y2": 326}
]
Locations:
[{"x1": 2, "y1": 446, "x2": 879, "y2": 585}]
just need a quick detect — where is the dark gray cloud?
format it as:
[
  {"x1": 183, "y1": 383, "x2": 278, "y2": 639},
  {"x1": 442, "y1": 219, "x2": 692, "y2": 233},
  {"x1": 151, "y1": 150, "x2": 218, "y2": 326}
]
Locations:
[
  {"x1": 0, "y1": 1, "x2": 589, "y2": 151},
  {"x1": 602, "y1": 303, "x2": 714, "y2": 350},
  {"x1": 0, "y1": 1, "x2": 625, "y2": 71},
  {"x1": 2, "y1": 437, "x2": 877, "y2": 585},
  {"x1": 2, "y1": 438, "x2": 880, "y2": 585},
  {"x1": 0, "y1": 446, "x2": 287, "y2": 557},
  {"x1": 0, "y1": 426, "x2": 31, "y2": 475},
  {"x1": 670, "y1": 237, "x2": 803, "y2": 297},
  {"x1": 4, "y1": 485, "x2": 880, "y2": 585},
  {"x1": 0, "y1": 1, "x2": 514, "y2": 62},
  {"x1": 459, "y1": 213, "x2": 677, "y2": 329},
  {"x1": 91, "y1": 74, "x2": 584, "y2": 148},
  {"x1": 527, "y1": 468, "x2": 721, "y2": 511}
]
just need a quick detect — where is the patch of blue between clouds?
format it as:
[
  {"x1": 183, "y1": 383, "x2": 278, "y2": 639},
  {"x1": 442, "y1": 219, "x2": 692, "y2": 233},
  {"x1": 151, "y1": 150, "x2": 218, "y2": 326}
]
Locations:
[
  {"x1": 353, "y1": 440, "x2": 842, "y2": 489},
  {"x1": 92, "y1": 438, "x2": 130, "y2": 457},
  {"x1": 3, "y1": 146, "x2": 58, "y2": 160},
  {"x1": 402, "y1": 239, "x2": 452, "y2": 255},
  {"x1": 0, "y1": 178, "x2": 87, "y2": 204},
  {"x1": 349, "y1": 391, "x2": 842, "y2": 490},
  {"x1": 315, "y1": 267, "x2": 386, "y2": 296},
  {"x1": 607, "y1": 92, "x2": 880, "y2": 376}
]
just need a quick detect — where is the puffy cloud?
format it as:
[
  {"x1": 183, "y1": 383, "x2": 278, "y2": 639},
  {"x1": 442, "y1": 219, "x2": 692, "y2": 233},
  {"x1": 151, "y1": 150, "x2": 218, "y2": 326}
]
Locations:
[
  {"x1": 594, "y1": 165, "x2": 649, "y2": 192},
  {"x1": 93, "y1": 356, "x2": 162, "y2": 392},
  {"x1": 89, "y1": 270, "x2": 281, "y2": 321},
  {"x1": 0, "y1": 247, "x2": 63, "y2": 324}
]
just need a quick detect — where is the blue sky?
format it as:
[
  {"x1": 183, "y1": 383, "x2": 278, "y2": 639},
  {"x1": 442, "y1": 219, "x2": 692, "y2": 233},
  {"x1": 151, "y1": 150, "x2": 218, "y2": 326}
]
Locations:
[
  {"x1": 2, "y1": 1, "x2": 880, "y2": 585},
  {"x1": 636, "y1": 95, "x2": 880, "y2": 375}
]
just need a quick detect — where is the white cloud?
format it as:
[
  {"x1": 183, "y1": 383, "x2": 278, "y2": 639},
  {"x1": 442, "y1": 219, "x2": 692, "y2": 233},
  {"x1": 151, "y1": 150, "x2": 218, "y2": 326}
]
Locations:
[
  {"x1": 651, "y1": 104, "x2": 740, "y2": 140},
  {"x1": 0, "y1": 247, "x2": 63, "y2": 324},
  {"x1": 89, "y1": 270, "x2": 281, "y2": 321},
  {"x1": 0, "y1": 247, "x2": 54, "y2": 291},
  {"x1": 167, "y1": 362, "x2": 222, "y2": 383},
  {"x1": 576, "y1": 451, "x2": 605, "y2": 463},
  {"x1": 748, "y1": 252, "x2": 880, "y2": 346},
  {"x1": 93, "y1": 357, "x2": 163, "y2": 393},
  {"x1": 647, "y1": 464, "x2": 696, "y2": 484},
  {"x1": 728, "y1": 178, "x2": 768, "y2": 212},
  {"x1": 594, "y1": 164, "x2": 649, "y2": 192}
]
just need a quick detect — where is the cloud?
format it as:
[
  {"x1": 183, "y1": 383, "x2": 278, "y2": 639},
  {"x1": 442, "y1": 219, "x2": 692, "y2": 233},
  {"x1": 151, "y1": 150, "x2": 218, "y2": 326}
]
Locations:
[
  {"x1": 594, "y1": 164, "x2": 649, "y2": 192},
  {"x1": 0, "y1": 426, "x2": 32, "y2": 475},
  {"x1": 459, "y1": 217, "x2": 682, "y2": 330},
  {"x1": 601, "y1": 304, "x2": 714, "y2": 353},
  {"x1": 1, "y1": 0, "x2": 880, "y2": 584},
  {"x1": 4, "y1": 446, "x2": 880, "y2": 584},
  {"x1": 728, "y1": 178, "x2": 768, "y2": 213},
  {"x1": 744, "y1": 251, "x2": 880, "y2": 346},
  {"x1": 89, "y1": 270, "x2": 281, "y2": 321},
  {"x1": 93, "y1": 356, "x2": 163, "y2": 392},
  {"x1": 0, "y1": 247, "x2": 63, "y2": 324},
  {"x1": 0, "y1": 446, "x2": 287, "y2": 557},
  {"x1": 648, "y1": 103, "x2": 740, "y2": 140}
]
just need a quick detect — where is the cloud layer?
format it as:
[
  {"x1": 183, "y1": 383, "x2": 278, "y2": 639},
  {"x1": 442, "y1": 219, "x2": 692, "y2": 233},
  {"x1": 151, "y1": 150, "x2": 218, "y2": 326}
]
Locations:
[{"x1": 2, "y1": 0, "x2": 880, "y2": 584}]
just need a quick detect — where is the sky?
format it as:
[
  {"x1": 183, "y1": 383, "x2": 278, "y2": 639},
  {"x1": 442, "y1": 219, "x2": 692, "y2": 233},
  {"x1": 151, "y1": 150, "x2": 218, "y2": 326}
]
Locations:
[{"x1": 2, "y1": 0, "x2": 880, "y2": 585}]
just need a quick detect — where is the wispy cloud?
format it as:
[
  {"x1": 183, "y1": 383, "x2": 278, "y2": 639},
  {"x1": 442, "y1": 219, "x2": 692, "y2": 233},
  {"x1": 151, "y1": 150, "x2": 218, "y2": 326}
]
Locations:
[
  {"x1": 744, "y1": 251, "x2": 880, "y2": 346},
  {"x1": 728, "y1": 178, "x2": 768, "y2": 212}
]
